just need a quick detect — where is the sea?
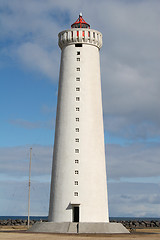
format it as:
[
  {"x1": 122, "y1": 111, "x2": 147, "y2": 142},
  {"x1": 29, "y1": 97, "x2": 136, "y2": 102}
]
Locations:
[{"x1": 0, "y1": 216, "x2": 160, "y2": 221}]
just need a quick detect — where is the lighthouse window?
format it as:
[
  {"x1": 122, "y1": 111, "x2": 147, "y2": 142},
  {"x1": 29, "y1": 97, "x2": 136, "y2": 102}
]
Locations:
[
  {"x1": 76, "y1": 107, "x2": 80, "y2": 111},
  {"x1": 75, "y1": 170, "x2": 79, "y2": 174},
  {"x1": 77, "y1": 58, "x2": 80, "y2": 61},
  {"x1": 76, "y1": 67, "x2": 80, "y2": 71},
  {"x1": 75, "y1": 149, "x2": 79, "y2": 153},
  {"x1": 76, "y1": 87, "x2": 80, "y2": 91},
  {"x1": 74, "y1": 192, "x2": 78, "y2": 196},
  {"x1": 75, "y1": 128, "x2": 79, "y2": 132},
  {"x1": 76, "y1": 77, "x2": 80, "y2": 81},
  {"x1": 77, "y1": 51, "x2": 80, "y2": 55},
  {"x1": 75, "y1": 138, "x2": 79, "y2": 142},
  {"x1": 76, "y1": 97, "x2": 80, "y2": 101},
  {"x1": 75, "y1": 181, "x2": 78, "y2": 185},
  {"x1": 75, "y1": 160, "x2": 79, "y2": 163},
  {"x1": 75, "y1": 43, "x2": 82, "y2": 47},
  {"x1": 76, "y1": 118, "x2": 79, "y2": 122}
]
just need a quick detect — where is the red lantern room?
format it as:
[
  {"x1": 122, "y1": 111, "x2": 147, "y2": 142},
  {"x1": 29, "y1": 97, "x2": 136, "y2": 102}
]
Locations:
[{"x1": 71, "y1": 13, "x2": 90, "y2": 29}]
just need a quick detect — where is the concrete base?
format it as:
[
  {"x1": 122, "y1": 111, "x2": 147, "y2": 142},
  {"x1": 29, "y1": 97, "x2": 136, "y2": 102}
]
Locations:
[{"x1": 28, "y1": 222, "x2": 129, "y2": 234}]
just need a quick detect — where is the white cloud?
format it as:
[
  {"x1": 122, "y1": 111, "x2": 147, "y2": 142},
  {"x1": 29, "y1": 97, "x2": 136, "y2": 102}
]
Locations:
[
  {"x1": 106, "y1": 143, "x2": 160, "y2": 179},
  {"x1": 98, "y1": 0, "x2": 160, "y2": 140},
  {"x1": 0, "y1": 145, "x2": 53, "y2": 178},
  {"x1": 0, "y1": 180, "x2": 50, "y2": 216},
  {"x1": 1, "y1": 142, "x2": 160, "y2": 181},
  {"x1": 108, "y1": 182, "x2": 160, "y2": 217},
  {"x1": 1, "y1": 179, "x2": 160, "y2": 217},
  {"x1": 0, "y1": 143, "x2": 160, "y2": 216},
  {"x1": 16, "y1": 42, "x2": 59, "y2": 80},
  {"x1": 1, "y1": 0, "x2": 159, "y2": 139},
  {"x1": 0, "y1": 0, "x2": 62, "y2": 81}
]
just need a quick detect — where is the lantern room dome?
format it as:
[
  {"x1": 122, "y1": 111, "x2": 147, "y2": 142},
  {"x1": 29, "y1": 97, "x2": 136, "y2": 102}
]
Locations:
[{"x1": 71, "y1": 13, "x2": 90, "y2": 29}]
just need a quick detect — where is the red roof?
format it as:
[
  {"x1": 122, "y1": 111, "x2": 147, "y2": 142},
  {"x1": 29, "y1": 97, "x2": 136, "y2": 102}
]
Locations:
[{"x1": 71, "y1": 14, "x2": 90, "y2": 29}]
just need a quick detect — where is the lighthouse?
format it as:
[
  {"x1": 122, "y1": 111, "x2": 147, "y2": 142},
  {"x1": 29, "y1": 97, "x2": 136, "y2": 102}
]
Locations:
[
  {"x1": 48, "y1": 13, "x2": 109, "y2": 224},
  {"x1": 29, "y1": 14, "x2": 129, "y2": 234}
]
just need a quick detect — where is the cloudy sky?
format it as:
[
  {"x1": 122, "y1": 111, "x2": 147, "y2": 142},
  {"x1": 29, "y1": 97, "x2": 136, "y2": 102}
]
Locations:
[{"x1": 0, "y1": 0, "x2": 160, "y2": 218}]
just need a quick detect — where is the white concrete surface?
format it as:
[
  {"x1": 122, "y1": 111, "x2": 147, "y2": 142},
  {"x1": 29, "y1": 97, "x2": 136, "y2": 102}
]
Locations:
[
  {"x1": 58, "y1": 29, "x2": 102, "y2": 49},
  {"x1": 28, "y1": 222, "x2": 129, "y2": 234},
  {"x1": 79, "y1": 223, "x2": 130, "y2": 234},
  {"x1": 48, "y1": 27, "x2": 109, "y2": 223},
  {"x1": 28, "y1": 222, "x2": 77, "y2": 233}
]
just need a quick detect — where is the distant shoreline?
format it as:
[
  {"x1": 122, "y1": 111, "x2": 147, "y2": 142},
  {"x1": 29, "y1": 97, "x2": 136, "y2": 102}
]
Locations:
[
  {"x1": 0, "y1": 216, "x2": 160, "y2": 221},
  {"x1": 0, "y1": 216, "x2": 160, "y2": 229}
]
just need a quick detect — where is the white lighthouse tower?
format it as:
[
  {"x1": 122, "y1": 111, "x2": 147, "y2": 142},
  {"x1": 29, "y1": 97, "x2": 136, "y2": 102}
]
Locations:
[
  {"x1": 30, "y1": 14, "x2": 129, "y2": 234},
  {"x1": 48, "y1": 13, "x2": 109, "y2": 224}
]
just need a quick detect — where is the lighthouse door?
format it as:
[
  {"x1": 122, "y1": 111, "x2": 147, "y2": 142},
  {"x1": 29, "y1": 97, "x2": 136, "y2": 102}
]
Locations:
[{"x1": 73, "y1": 206, "x2": 79, "y2": 222}]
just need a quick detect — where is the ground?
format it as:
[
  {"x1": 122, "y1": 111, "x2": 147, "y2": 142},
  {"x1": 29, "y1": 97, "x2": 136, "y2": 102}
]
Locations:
[{"x1": 0, "y1": 226, "x2": 160, "y2": 240}]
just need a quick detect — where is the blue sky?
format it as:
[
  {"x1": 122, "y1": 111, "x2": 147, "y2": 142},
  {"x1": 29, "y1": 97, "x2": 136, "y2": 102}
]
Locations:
[
  {"x1": 0, "y1": 65, "x2": 57, "y2": 146},
  {"x1": 0, "y1": 0, "x2": 160, "y2": 217}
]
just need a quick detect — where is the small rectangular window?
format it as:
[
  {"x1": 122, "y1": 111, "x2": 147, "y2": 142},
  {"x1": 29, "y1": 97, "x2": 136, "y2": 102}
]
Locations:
[
  {"x1": 76, "y1": 87, "x2": 80, "y2": 91},
  {"x1": 75, "y1": 138, "x2": 79, "y2": 142},
  {"x1": 75, "y1": 128, "x2": 79, "y2": 132},
  {"x1": 75, "y1": 181, "x2": 78, "y2": 185},
  {"x1": 76, "y1": 67, "x2": 80, "y2": 71},
  {"x1": 76, "y1": 97, "x2": 80, "y2": 101},
  {"x1": 75, "y1": 160, "x2": 79, "y2": 163},
  {"x1": 76, "y1": 118, "x2": 79, "y2": 122},
  {"x1": 93, "y1": 32, "x2": 95, "y2": 38},
  {"x1": 77, "y1": 58, "x2": 80, "y2": 61},
  {"x1": 75, "y1": 170, "x2": 79, "y2": 174},
  {"x1": 74, "y1": 192, "x2": 78, "y2": 196},
  {"x1": 75, "y1": 43, "x2": 82, "y2": 47},
  {"x1": 77, "y1": 51, "x2": 80, "y2": 55},
  {"x1": 76, "y1": 107, "x2": 80, "y2": 111},
  {"x1": 76, "y1": 77, "x2": 80, "y2": 81},
  {"x1": 75, "y1": 149, "x2": 79, "y2": 153}
]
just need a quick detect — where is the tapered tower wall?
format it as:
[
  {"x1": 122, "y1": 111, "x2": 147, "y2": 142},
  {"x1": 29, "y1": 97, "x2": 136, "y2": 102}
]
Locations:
[{"x1": 48, "y1": 28, "x2": 109, "y2": 223}]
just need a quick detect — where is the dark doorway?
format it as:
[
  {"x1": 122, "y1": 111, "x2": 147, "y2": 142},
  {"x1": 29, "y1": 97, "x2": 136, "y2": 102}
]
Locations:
[{"x1": 73, "y1": 206, "x2": 79, "y2": 222}]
